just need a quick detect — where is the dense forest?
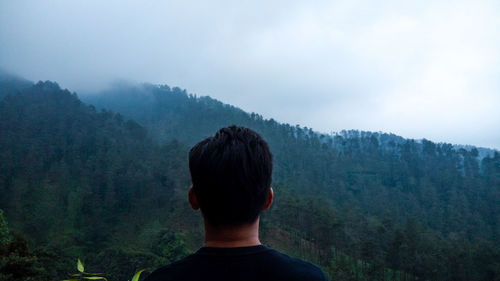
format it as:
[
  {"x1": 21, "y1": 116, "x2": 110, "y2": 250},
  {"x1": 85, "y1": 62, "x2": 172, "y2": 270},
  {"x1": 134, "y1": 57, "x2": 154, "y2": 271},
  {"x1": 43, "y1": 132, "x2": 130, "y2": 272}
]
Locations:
[{"x1": 0, "y1": 74, "x2": 499, "y2": 281}]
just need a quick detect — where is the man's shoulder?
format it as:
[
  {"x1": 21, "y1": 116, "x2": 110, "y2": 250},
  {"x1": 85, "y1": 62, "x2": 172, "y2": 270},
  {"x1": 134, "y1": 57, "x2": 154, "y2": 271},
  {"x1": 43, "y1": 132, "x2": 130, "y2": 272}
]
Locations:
[
  {"x1": 144, "y1": 245, "x2": 329, "y2": 281},
  {"x1": 143, "y1": 254, "x2": 197, "y2": 281},
  {"x1": 263, "y1": 247, "x2": 328, "y2": 280}
]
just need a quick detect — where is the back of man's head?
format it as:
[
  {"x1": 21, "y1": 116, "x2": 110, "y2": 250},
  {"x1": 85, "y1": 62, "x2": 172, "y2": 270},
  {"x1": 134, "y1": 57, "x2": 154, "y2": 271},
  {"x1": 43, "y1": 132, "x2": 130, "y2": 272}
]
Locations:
[{"x1": 189, "y1": 126, "x2": 273, "y2": 227}]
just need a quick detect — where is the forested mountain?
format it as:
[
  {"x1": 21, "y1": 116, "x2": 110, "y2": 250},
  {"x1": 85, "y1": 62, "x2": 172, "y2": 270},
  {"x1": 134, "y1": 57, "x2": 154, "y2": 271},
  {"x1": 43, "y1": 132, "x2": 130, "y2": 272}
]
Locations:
[
  {"x1": 84, "y1": 82, "x2": 500, "y2": 240},
  {"x1": 0, "y1": 81, "x2": 197, "y2": 280},
  {"x1": 0, "y1": 78, "x2": 499, "y2": 281}
]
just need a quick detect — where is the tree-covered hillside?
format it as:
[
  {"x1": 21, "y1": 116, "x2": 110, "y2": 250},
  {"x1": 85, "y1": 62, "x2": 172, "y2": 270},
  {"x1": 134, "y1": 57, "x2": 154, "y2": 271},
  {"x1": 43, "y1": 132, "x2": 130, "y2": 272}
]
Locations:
[
  {"x1": 85, "y1": 82, "x2": 500, "y2": 241},
  {"x1": 0, "y1": 81, "x2": 198, "y2": 280},
  {"x1": 0, "y1": 79, "x2": 498, "y2": 280},
  {"x1": 85, "y1": 82, "x2": 500, "y2": 280}
]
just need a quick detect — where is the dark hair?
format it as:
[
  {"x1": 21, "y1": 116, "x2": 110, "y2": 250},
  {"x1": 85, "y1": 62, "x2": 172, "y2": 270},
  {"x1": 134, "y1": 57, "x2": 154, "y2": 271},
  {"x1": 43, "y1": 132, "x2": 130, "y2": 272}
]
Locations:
[{"x1": 189, "y1": 125, "x2": 273, "y2": 226}]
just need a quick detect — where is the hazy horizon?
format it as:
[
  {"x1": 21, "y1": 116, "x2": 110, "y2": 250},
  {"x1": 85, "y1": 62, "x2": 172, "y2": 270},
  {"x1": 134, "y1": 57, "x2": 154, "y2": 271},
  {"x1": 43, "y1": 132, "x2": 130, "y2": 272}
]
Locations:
[{"x1": 1, "y1": 0, "x2": 499, "y2": 149}]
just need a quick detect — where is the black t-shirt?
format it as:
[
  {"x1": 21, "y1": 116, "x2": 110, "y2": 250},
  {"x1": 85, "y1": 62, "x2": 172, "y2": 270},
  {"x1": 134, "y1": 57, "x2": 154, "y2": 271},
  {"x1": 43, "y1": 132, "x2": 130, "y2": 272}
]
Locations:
[{"x1": 144, "y1": 245, "x2": 329, "y2": 281}]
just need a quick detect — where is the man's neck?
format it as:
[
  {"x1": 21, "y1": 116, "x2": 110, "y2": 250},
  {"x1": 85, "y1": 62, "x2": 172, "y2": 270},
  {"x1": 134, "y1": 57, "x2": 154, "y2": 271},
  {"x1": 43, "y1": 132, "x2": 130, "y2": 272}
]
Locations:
[{"x1": 204, "y1": 219, "x2": 261, "y2": 248}]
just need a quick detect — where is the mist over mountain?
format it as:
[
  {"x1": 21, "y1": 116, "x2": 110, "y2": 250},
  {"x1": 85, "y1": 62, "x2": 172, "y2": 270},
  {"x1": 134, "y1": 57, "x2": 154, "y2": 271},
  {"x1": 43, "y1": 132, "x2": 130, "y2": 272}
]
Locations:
[
  {"x1": 82, "y1": 79, "x2": 499, "y2": 156},
  {"x1": 2, "y1": 1, "x2": 500, "y2": 150},
  {"x1": 0, "y1": 70, "x2": 33, "y2": 99},
  {"x1": 0, "y1": 74, "x2": 498, "y2": 280}
]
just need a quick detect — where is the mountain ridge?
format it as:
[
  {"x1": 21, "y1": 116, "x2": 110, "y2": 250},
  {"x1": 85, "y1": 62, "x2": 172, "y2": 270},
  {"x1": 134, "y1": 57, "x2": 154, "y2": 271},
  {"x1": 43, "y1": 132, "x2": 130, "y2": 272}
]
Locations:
[
  {"x1": 81, "y1": 80, "x2": 499, "y2": 156},
  {"x1": 1, "y1": 71, "x2": 496, "y2": 153}
]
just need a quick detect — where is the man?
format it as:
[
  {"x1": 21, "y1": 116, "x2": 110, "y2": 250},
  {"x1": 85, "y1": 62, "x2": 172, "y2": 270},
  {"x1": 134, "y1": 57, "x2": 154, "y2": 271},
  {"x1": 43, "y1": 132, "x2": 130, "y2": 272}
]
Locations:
[{"x1": 145, "y1": 126, "x2": 329, "y2": 281}]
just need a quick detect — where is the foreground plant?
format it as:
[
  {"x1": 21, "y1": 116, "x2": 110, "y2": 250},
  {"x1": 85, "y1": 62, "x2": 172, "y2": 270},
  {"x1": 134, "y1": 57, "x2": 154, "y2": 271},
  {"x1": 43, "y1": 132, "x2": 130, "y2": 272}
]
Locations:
[{"x1": 63, "y1": 259, "x2": 144, "y2": 281}]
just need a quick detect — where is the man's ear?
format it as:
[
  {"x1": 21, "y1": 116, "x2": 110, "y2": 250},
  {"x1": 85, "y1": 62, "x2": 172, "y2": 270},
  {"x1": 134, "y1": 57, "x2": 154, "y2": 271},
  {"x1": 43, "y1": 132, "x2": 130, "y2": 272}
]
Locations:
[
  {"x1": 262, "y1": 187, "x2": 274, "y2": 210},
  {"x1": 188, "y1": 186, "x2": 200, "y2": 210}
]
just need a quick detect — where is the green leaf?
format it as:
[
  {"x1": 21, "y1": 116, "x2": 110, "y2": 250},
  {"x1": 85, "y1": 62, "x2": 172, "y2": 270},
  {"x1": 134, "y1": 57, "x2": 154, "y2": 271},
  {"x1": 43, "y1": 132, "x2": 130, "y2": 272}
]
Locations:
[
  {"x1": 131, "y1": 269, "x2": 145, "y2": 281},
  {"x1": 70, "y1": 273, "x2": 82, "y2": 277},
  {"x1": 77, "y1": 259, "x2": 85, "y2": 273},
  {"x1": 82, "y1": 277, "x2": 108, "y2": 281}
]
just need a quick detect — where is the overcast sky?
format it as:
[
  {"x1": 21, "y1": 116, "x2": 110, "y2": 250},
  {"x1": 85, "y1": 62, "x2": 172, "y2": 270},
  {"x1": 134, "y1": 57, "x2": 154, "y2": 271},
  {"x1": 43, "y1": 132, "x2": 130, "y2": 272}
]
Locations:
[{"x1": 1, "y1": 0, "x2": 499, "y2": 149}]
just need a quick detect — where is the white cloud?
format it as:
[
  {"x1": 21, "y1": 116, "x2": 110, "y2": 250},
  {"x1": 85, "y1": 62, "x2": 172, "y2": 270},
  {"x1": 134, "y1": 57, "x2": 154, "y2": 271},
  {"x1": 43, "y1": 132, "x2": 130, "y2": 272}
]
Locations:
[{"x1": 0, "y1": 0, "x2": 499, "y2": 148}]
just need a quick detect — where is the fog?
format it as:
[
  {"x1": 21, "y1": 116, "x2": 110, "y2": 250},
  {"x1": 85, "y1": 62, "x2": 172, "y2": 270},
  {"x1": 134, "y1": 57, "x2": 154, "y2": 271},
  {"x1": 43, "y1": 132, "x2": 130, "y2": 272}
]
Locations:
[{"x1": 1, "y1": 0, "x2": 499, "y2": 149}]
